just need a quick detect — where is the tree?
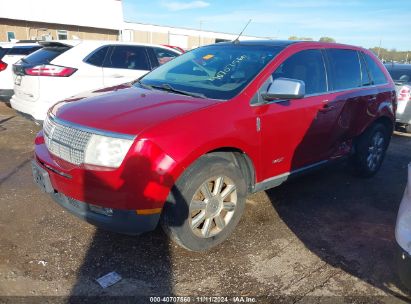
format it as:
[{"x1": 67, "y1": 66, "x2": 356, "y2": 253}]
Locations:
[
  {"x1": 288, "y1": 36, "x2": 313, "y2": 41},
  {"x1": 319, "y1": 37, "x2": 336, "y2": 43}
]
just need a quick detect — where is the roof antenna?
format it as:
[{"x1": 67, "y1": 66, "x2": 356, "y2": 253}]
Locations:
[{"x1": 233, "y1": 19, "x2": 252, "y2": 44}]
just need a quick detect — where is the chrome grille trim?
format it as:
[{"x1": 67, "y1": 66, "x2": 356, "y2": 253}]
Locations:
[
  {"x1": 43, "y1": 116, "x2": 92, "y2": 165},
  {"x1": 43, "y1": 114, "x2": 136, "y2": 166}
]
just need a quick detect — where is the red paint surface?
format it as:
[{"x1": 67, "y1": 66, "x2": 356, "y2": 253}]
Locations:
[{"x1": 34, "y1": 42, "x2": 396, "y2": 210}]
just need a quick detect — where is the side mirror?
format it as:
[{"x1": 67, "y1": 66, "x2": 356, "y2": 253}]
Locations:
[{"x1": 261, "y1": 77, "x2": 305, "y2": 101}]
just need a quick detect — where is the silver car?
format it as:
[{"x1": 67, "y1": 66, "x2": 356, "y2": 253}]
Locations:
[
  {"x1": 396, "y1": 163, "x2": 411, "y2": 290},
  {"x1": 386, "y1": 63, "x2": 411, "y2": 133}
]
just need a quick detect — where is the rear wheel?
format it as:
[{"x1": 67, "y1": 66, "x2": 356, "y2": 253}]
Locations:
[
  {"x1": 352, "y1": 123, "x2": 390, "y2": 177},
  {"x1": 161, "y1": 154, "x2": 246, "y2": 251}
]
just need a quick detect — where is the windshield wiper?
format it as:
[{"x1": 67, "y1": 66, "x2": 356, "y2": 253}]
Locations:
[
  {"x1": 135, "y1": 80, "x2": 153, "y2": 90},
  {"x1": 150, "y1": 83, "x2": 206, "y2": 99}
]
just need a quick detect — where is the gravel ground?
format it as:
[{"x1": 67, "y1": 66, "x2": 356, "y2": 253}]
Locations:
[{"x1": 0, "y1": 101, "x2": 411, "y2": 303}]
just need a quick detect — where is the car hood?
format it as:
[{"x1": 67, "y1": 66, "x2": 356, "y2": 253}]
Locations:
[{"x1": 53, "y1": 84, "x2": 221, "y2": 136}]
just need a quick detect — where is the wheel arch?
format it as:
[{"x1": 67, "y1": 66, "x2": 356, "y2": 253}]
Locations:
[
  {"x1": 205, "y1": 147, "x2": 256, "y2": 193},
  {"x1": 373, "y1": 115, "x2": 394, "y2": 135}
]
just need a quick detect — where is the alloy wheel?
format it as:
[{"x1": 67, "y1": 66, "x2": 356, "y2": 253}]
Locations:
[
  {"x1": 367, "y1": 131, "x2": 385, "y2": 171},
  {"x1": 189, "y1": 176, "x2": 237, "y2": 238}
]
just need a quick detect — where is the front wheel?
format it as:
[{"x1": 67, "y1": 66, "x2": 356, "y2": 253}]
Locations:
[
  {"x1": 161, "y1": 155, "x2": 247, "y2": 251},
  {"x1": 352, "y1": 123, "x2": 390, "y2": 177}
]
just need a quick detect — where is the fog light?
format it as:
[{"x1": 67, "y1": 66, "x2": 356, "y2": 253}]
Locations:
[{"x1": 89, "y1": 204, "x2": 113, "y2": 217}]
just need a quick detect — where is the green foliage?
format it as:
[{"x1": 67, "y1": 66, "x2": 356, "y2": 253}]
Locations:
[
  {"x1": 319, "y1": 37, "x2": 336, "y2": 43},
  {"x1": 286, "y1": 36, "x2": 410, "y2": 63},
  {"x1": 288, "y1": 36, "x2": 313, "y2": 41},
  {"x1": 369, "y1": 47, "x2": 410, "y2": 63}
]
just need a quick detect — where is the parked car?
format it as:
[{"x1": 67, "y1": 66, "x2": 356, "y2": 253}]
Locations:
[
  {"x1": 385, "y1": 63, "x2": 411, "y2": 132},
  {"x1": 396, "y1": 163, "x2": 411, "y2": 291},
  {"x1": 0, "y1": 41, "x2": 42, "y2": 100},
  {"x1": 32, "y1": 40, "x2": 396, "y2": 251},
  {"x1": 10, "y1": 40, "x2": 181, "y2": 121},
  {"x1": 162, "y1": 44, "x2": 185, "y2": 54}
]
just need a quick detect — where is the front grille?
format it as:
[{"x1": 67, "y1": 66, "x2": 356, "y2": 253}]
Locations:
[{"x1": 43, "y1": 116, "x2": 92, "y2": 165}]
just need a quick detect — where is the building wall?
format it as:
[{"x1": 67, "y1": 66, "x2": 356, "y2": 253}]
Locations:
[
  {"x1": 0, "y1": 18, "x2": 118, "y2": 42},
  {"x1": 129, "y1": 29, "x2": 216, "y2": 49}
]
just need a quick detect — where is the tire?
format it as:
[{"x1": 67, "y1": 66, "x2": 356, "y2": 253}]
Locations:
[
  {"x1": 352, "y1": 123, "x2": 390, "y2": 177},
  {"x1": 405, "y1": 124, "x2": 411, "y2": 134},
  {"x1": 161, "y1": 154, "x2": 247, "y2": 251}
]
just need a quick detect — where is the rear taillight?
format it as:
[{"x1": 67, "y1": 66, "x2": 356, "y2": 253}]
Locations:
[
  {"x1": 0, "y1": 60, "x2": 7, "y2": 72},
  {"x1": 398, "y1": 86, "x2": 411, "y2": 102},
  {"x1": 25, "y1": 64, "x2": 77, "y2": 77}
]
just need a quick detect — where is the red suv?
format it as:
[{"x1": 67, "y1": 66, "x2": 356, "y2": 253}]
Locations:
[{"x1": 32, "y1": 41, "x2": 396, "y2": 251}]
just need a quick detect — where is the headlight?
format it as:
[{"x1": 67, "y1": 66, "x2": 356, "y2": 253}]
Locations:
[{"x1": 84, "y1": 134, "x2": 134, "y2": 168}]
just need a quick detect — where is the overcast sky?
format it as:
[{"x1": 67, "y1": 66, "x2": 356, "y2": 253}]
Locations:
[{"x1": 123, "y1": 0, "x2": 411, "y2": 51}]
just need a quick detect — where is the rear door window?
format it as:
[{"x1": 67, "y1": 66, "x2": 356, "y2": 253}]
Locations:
[
  {"x1": 326, "y1": 49, "x2": 361, "y2": 90},
  {"x1": 22, "y1": 46, "x2": 70, "y2": 65},
  {"x1": 153, "y1": 47, "x2": 179, "y2": 65},
  {"x1": 103, "y1": 45, "x2": 150, "y2": 70},
  {"x1": 363, "y1": 53, "x2": 387, "y2": 85},
  {"x1": 85, "y1": 46, "x2": 110, "y2": 67},
  {"x1": 273, "y1": 49, "x2": 327, "y2": 95}
]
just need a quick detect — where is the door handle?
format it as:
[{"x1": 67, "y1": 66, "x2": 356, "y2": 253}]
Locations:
[
  {"x1": 318, "y1": 103, "x2": 335, "y2": 113},
  {"x1": 110, "y1": 74, "x2": 124, "y2": 78},
  {"x1": 369, "y1": 95, "x2": 377, "y2": 102}
]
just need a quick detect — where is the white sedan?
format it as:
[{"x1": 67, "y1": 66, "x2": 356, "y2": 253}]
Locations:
[{"x1": 10, "y1": 40, "x2": 181, "y2": 121}]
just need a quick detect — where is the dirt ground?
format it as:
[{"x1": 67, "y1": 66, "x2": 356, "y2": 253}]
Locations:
[{"x1": 0, "y1": 101, "x2": 411, "y2": 303}]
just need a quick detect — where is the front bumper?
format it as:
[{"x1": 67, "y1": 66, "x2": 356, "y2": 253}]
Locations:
[
  {"x1": 396, "y1": 243, "x2": 411, "y2": 291},
  {"x1": 32, "y1": 159, "x2": 161, "y2": 234},
  {"x1": 51, "y1": 191, "x2": 160, "y2": 235}
]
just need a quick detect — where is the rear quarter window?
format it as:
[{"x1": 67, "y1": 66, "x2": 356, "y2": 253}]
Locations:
[
  {"x1": 363, "y1": 53, "x2": 387, "y2": 85},
  {"x1": 85, "y1": 46, "x2": 110, "y2": 67},
  {"x1": 153, "y1": 47, "x2": 179, "y2": 65},
  {"x1": 326, "y1": 49, "x2": 362, "y2": 90}
]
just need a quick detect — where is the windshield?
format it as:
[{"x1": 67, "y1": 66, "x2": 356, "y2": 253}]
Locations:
[
  {"x1": 138, "y1": 44, "x2": 284, "y2": 100},
  {"x1": 387, "y1": 68, "x2": 411, "y2": 84}
]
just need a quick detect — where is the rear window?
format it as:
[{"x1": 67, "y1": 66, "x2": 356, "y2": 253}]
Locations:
[
  {"x1": 363, "y1": 53, "x2": 387, "y2": 85},
  {"x1": 22, "y1": 46, "x2": 70, "y2": 65},
  {"x1": 386, "y1": 68, "x2": 411, "y2": 84},
  {"x1": 7, "y1": 46, "x2": 42, "y2": 56},
  {"x1": 0, "y1": 47, "x2": 8, "y2": 59}
]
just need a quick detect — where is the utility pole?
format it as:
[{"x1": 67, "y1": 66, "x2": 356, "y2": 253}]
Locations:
[
  {"x1": 199, "y1": 20, "x2": 204, "y2": 46},
  {"x1": 377, "y1": 39, "x2": 382, "y2": 59}
]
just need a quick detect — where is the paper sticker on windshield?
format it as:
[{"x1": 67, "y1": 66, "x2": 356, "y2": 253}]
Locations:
[{"x1": 203, "y1": 54, "x2": 214, "y2": 60}]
